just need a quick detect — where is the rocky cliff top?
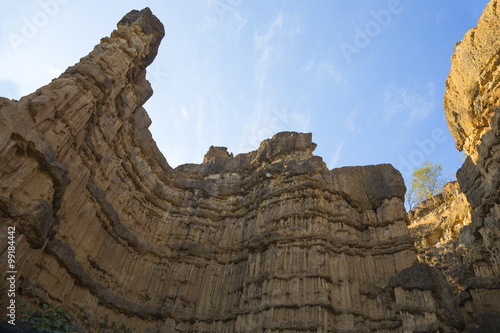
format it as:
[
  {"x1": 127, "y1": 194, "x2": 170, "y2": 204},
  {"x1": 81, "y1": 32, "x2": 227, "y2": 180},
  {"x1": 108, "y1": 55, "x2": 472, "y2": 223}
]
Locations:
[
  {"x1": 177, "y1": 131, "x2": 406, "y2": 211},
  {"x1": 177, "y1": 132, "x2": 318, "y2": 176}
]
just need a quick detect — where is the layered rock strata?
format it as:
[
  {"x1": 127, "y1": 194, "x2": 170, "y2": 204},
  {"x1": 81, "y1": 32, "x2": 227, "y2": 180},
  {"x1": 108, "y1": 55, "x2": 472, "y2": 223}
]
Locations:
[
  {"x1": 444, "y1": 0, "x2": 500, "y2": 331},
  {"x1": 0, "y1": 6, "x2": 470, "y2": 333},
  {"x1": 408, "y1": 182, "x2": 473, "y2": 293}
]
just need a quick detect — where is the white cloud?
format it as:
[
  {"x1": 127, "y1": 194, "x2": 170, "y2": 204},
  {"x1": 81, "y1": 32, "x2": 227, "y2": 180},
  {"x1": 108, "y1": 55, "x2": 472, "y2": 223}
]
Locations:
[
  {"x1": 236, "y1": 106, "x2": 311, "y2": 153},
  {"x1": 181, "y1": 105, "x2": 189, "y2": 121},
  {"x1": 48, "y1": 66, "x2": 63, "y2": 77},
  {"x1": 344, "y1": 109, "x2": 359, "y2": 133},
  {"x1": 207, "y1": 0, "x2": 248, "y2": 41},
  {"x1": 241, "y1": 11, "x2": 307, "y2": 153},
  {"x1": 193, "y1": 101, "x2": 206, "y2": 149},
  {"x1": 315, "y1": 59, "x2": 343, "y2": 85},
  {"x1": 300, "y1": 55, "x2": 344, "y2": 86},
  {"x1": 383, "y1": 80, "x2": 436, "y2": 123},
  {"x1": 254, "y1": 12, "x2": 284, "y2": 88},
  {"x1": 253, "y1": 12, "x2": 302, "y2": 88},
  {"x1": 329, "y1": 140, "x2": 345, "y2": 169},
  {"x1": 300, "y1": 55, "x2": 316, "y2": 73},
  {"x1": 291, "y1": 109, "x2": 311, "y2": 131},
  {"x1": 435, "y1": 13, "x2": 443, "y2": 23},
  {"x1": 231, "y1": 11, "x2": 248, "y2": 38}
]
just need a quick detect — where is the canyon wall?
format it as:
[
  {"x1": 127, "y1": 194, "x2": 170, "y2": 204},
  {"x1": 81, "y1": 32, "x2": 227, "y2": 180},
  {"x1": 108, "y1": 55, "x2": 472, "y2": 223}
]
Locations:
[
  {"x1": 408, "y1": 181, "x2": 473, "y2": 293},
  {"x1": 0, "y1": 7, "x2": 469, "y2": 333},
  {"x1": 408, "y1": 2, "x2": 500, "y2": 330},
  {"x1": 443, "y1": 0, "x2": 500, "y2": 330}
]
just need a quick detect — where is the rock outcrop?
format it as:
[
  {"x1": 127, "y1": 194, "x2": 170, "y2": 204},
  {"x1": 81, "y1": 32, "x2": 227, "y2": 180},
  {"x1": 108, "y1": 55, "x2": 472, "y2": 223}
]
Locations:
[
  {"x1": 408, "y1": 182, "x2": 473, "y2": 293},
  {"x1": 0, "y1": 7, "x2": 469, "y2": 333},
  {"x1": 444, "y1": 0, "x2": 500, "y2": 331}
]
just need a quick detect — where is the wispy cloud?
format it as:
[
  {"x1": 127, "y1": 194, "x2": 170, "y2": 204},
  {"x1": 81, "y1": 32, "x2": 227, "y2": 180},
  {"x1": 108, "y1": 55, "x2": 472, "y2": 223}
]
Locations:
[
  {"x1": 195, "y1": 101, "x2": 206, "y2": 146},
  {"x1": 231, "y1": 11, "x2": 248, "y2": 39},
  {"x1": 48, "y1": 65, "x2": 62, "y2": 77},
  {"x1": 329, "y1": 140, "x2": 345, "y2": 169},
  {"x1": 181, "y1": 105, "x2": 189, "y2": 121},
  {"x1": 383, "y1": 80, "x2": 436, "y2": 123},
  {"x1": 240, "y1": 11, "x2": 307, "y2": 153},
  {"x1": 435, "y1": 13, "x2": 443, "y2": 23},
  {"x1": 315, "y1": 59, "x2": 343, "y2": 85},
  {"x1": 291, "y1": 109, "x2": 311, "y2": 131},
  {"x1": 253, "y1": 12, "x2": 302, "y2": 89},
  {"x1": 237, "y1": 106, "x2": 311, "y2": 153},
  {"x1": 206, "y1": 0, "x2": 247, "y2": 41},
  {"x1": 344, "y1": 109, "x2": 359, "y2": 133},
  {"x1": 300, "y1": 55, "x2": 316, "y2": 73},
  {"x1": 300, "y1": 55, "x2": 344, "y2": 86},
  {"x1": 254, "y1": 12, "x2": 284, "y2": 88}
]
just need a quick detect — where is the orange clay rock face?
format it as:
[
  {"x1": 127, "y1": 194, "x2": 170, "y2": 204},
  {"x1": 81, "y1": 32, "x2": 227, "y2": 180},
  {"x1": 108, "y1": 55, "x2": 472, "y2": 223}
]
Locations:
[
  {"x1": 0, "y1": 7, "x2": 478, "y2": 333},
  {"x1": 444, "y1": 0, "x2": 500, "y2": 331}
]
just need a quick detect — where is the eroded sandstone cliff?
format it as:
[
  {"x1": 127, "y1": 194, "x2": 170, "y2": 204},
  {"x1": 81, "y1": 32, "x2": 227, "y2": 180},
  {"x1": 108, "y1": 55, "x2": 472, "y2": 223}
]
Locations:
[
  {"x1": 443, "y1": 0, "x2": 500, "y2": 331},
  {"x1": 0, "y1": 7, "x2": 470, "y2": 333},
  {"x1": 406, "y1": 2, "x2": 500, "y2": 330},
  {"x1": 408, "y1": 182, "x2": 473, "y2": 293}
]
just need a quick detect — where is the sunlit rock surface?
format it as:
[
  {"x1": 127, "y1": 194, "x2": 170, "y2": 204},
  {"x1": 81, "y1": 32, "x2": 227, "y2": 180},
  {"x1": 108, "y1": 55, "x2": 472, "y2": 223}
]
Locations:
[
  {"x1": 444, "y1": 0, "x2": 500, "y2": 331},
  {"x1": 408, "y1": 182, "x2": 473, "y2": 293}
]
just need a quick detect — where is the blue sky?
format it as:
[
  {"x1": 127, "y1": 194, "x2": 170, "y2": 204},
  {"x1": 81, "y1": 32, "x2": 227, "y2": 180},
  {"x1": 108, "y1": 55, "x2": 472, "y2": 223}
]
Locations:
[{"x1": 0, "y1": 1, "x2": 489, "y2": 198}]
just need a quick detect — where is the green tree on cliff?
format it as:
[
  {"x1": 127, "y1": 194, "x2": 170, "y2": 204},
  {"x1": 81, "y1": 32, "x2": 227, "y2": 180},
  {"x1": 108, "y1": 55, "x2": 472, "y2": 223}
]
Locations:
[{"x1": 406, "y1": 161, "x2": 446, "y2": 210}]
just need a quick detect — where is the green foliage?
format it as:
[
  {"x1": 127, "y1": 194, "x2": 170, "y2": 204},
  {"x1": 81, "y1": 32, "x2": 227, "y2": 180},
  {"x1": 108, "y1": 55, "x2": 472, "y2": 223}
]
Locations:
[
  {"x1": 405, "y1": 182, "x2": 418, "y2": 211},
  {"x1": 16, "y1": 300, "x2": 77, "y2": 333},
  {"x1": 98, "y1": 315, "x2": 133, "y2": 333},
  {"x1": 406, "y1": 161, "x2": 446, "y2": 210}
]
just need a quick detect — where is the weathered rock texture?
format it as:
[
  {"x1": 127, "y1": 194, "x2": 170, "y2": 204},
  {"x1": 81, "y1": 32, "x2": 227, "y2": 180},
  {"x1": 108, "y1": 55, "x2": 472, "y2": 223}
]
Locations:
[
  {"x1": 444, "y1": 0, "x2": 500, "y2": 331},
  {"x1": 0, "y1": 7, "x2": 469, "y2": 333},
  {"x1": 408, "y1": 182, "x2": 474, "y2": 293}
]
